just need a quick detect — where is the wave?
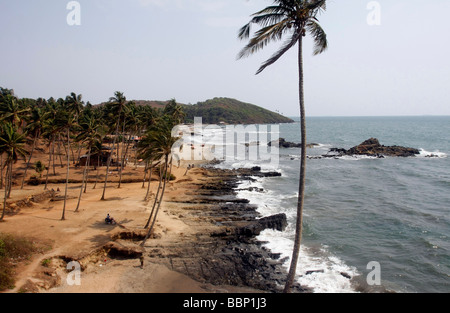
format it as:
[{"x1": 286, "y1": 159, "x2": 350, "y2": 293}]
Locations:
[
  {"x1": 258, "y1": 229, "x2": 360, "y2": 293},
  {"x1": 235, "y1": 176, "x2": 360, "y2": 293},
  {"x1": 418, "y1": 149, "x2": 447, "y2": 158}
]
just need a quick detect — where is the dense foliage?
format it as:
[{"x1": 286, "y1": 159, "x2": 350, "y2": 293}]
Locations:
[{"x1": 182, "y1": 97, "x2": 294, "y2": 124}]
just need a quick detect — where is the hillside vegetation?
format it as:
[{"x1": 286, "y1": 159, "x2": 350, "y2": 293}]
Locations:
[
  {"x1": 133, "y1": 97, "x2": 294, "y2": 124},
  {"x1": 182, "y1": 97, "x2": 294, "y2": 124}
]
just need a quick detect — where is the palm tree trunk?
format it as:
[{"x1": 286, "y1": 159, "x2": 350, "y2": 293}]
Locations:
[
  {"x1": 7, "y1": 162, "x2": 13, "y2": 199},
  {"x1": 144, "y1": 162, "x2": 153, "y2": 200},
  {"x1": 141, "y1": 156, "x2": 169, "y2": 247},
  {"x1": 58, "y1": 135, "x2": 65, "y2": 168},
  {"x1": 44, "y1": 139, "x2": 53, "y2": 190},
  {"x1": 84, "y1": 156, "x2": 90, "y2": 193},
  {"x1": 144, "y1": 162, "x2": 164, "y2": 228},
  {"x1": 93, "y1": 155, "x2": 100, "y2": 189},
  {"x1": 284, "y1": 36, "x2": 307, "y2": 293},
  {"x1": 1, "y1": 161, "x2": 9, "y2": 221},
  {"x1": 101, "y1": 117, "x2": 121, "y2": 200},
  {"x1": 142, "y1": 161, "x2": 148, "y2": 188},
  {"x1": 61, "y1": 128, "x2": 70, "y2": 220},
  {"x1": 52, "y1": 138, "x2": 57, "y2": 175},
  {"x1": 0, "y1": 153, "x2": 3, "y2": 189},
  {"x1": 75, "y1": 146, "x2": 91, "y2": 212},
  {"x1": 21, "y1": 135, "x2": 37, "y2": 189}
]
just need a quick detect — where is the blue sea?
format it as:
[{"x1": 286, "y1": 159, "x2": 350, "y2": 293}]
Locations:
[{"x1": 201, "y1": 116, "x2": 450, "y2": 293}]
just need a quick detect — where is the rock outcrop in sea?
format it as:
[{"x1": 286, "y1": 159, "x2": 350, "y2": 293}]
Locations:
[
  {"x1": 269, "y1": 138, "x2": 319, "y2": 149},
  {"x1": 327, "y1": 138, "x2": 420, "y2": 158}
]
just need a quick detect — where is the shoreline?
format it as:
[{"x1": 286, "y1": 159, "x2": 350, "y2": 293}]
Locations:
[{"x1": 1, "y1": 162, "x2": 304, "y2": 293}]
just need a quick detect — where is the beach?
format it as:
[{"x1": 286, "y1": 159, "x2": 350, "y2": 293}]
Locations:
[{"x1": 0, "y1": 156, "x2": 293, "y2": 294}]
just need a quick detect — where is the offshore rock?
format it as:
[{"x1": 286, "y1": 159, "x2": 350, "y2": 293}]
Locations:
[
  {"x1": 330, "y1": 138, "x2": 420, "y2": 157},
  {"x1": 268, "y1": 138, "x2": 319, "y2": 149}
]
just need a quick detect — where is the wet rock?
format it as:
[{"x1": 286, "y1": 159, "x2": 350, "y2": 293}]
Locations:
[
  {"x1": 329, "y1": 138, "x2": 420, "y2": 157},
  {"x1": 268, "y1": 138, "x2": 319, "y2": 149},
  {"x1": 236, "y1": 214, "x2": 288, "y2": 237}
]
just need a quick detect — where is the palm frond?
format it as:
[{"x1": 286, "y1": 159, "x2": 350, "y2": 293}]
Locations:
[
  {"x1": 237, "y1": 20, "x2": 291, "y2": 59},
  {"x1": 306, "y1": 19, "x2": 328, "y2": 55},
  {"x1": 256, "y1": 29, "x2": 302, "y2": 74}
]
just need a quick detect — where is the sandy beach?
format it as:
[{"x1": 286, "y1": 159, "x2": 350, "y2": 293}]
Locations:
[{"x1": 0, "y1": 147, "x2": 291, "y2": 294}]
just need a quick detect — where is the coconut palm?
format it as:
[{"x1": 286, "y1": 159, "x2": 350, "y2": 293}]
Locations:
[
  {"x1": 0, "y1": 123, "x2": 29, "y2": 221},
  {"x1": 238, "y1": 0, "x2": 328, "y2": 292},
  {"x1": 21, "y1": 106, "x2": 44, "y2": 189},
  {"x1": 0, "y1": 95, "x2": 30, "y2": 128},
  {"x1": 65, "y1": 92, "x2": 84, "y2": 164},
  {"x1": 140, "y1": 118, "x2": 180, "y2": 247},
  {"x1": 117, "y1": 101, "x2": 139, "y2": 189},
  {"x1": 41, "y1": 98, "x2": 62, "y2": 190},
  {"x1": 74, "y1": 114, "x2": 104, "y2": 212},
  {"x1": 60, "y1": 94, "x2": 83, "y2": 220},
  {"x1": 101, "y1": 91, "x2": 127, "y2": 200}
]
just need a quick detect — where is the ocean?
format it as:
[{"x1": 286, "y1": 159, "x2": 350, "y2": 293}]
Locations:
[{"x1": 179, "y1": 116, "x2": 450, "y2": 293}]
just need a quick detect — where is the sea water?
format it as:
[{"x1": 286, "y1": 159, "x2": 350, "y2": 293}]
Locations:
[{"x1": 203, "y1": 116, "x2": 450, "y2": 293}]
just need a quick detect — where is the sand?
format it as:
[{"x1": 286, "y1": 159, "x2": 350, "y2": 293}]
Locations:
[{"x1": 0, "y1": 155, "x2": 262, "y2": 293}]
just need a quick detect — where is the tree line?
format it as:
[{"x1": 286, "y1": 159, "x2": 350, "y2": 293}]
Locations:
[{"x1": 0, "y1": 86, "x2": 185, "y2": 233}]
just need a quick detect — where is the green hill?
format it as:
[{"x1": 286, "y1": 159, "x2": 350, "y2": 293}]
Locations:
[{"x1": 182, "y1": 97, "x2": 294, "y2": 124}]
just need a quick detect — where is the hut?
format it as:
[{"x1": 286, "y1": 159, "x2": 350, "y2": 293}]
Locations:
[{"x1": 78, "y1": 146, "x2": 115, "y2": 167}]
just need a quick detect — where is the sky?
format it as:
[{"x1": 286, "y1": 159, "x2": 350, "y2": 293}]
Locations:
[{"x1": 1, "y1": 0, "x2": 449, "y2": 117}]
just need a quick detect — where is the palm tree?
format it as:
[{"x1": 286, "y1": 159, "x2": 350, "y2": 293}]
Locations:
[
  {"x1": 140, "y1": 118, "x2": 179, "y2": 247},
  {"x1": 0, "y1": 95, "x2": 30, "y2": 128},
  {"x1": 101, "y1": 91, "x2": 127, "y2": 200},
  {"x1": 238, "y1": 0, "x2": 328, "y2": 292},
  {"x1": 21, "y1": 105, "x2": 44, "y2": 189},
  {"x1": 0, "y1": 123, "x2": 29, "y2": 221},
  {"x1": 74, "y1": 114, "x2": 103, "y2": 212},
  {"x1": 60, "y1": 94, "x2": 83, "y2": 220},
  {"x1": 41, "y1": 98, "x2": 61, "y2": 190},
  {"x1": 118, "y1": 101, "x2": 138, "y2": 189}
]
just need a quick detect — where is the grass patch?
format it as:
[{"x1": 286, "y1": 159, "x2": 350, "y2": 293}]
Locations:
[{"x1": 0, "y1": 233, "x2": 51, "y2": 291}]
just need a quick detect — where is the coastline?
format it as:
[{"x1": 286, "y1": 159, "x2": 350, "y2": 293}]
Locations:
[{"x1": 1, "y1": 161, "x2": 302, "y2": 293}]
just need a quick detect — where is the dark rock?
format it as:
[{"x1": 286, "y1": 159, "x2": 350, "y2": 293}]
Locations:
[
  {"x1": 329, "y1": 138, "x2": 420, "y2": 157},
  {"x1": 147, "y1": 167, "x2": 308, "y2": 293},
  {"x1": 340, "y1": 272, "x2": 352, "y2": 279},
  {"x1": 269, "y1": 138, "x2": 319, "y2": 149},
  {"x1": 236, "y1": 213, "x2": 288, "y2": 237},
  {"x1": 305, "y1": 269, "x2": 325, "y2": 275}
]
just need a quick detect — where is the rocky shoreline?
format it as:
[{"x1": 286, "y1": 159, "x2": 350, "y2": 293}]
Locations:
[
  {"x1": 4, "y1": 165, "x2": 306, "y2": 293},
  {"x1": 142, "y1": 166, "x2": 307, "y2": 293}
]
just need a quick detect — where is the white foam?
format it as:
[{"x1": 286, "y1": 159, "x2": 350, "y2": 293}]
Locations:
[
  {"x1": 236, "y1": 176, "x2": 360, "y2": 293},
  {"x1": 258, "y1": 229, "x2": 359, "y2": 293},
  {"x1": 418, "y1": 149, "x2": 447, "y2": 158}
]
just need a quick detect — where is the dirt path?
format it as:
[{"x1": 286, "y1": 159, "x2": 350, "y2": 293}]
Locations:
[{"x1": 1, "y1": 164, "x2": 263, "y2": 293}]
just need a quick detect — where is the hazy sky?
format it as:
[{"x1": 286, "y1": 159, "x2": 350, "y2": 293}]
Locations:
[{"x1": 1, "y1": 0, "x2": 449, "y2": 116}]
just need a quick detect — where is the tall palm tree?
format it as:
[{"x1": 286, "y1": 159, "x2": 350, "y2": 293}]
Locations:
[
  {"x1": 238, "y1": 0, "x2": 328, "y2": 292},
  {"x1": 101, "y1": 91, "x2": 127, "y2": 200},
  {"x1": 0, "y1": 123, "x2": 29, "y2": 221},
  {"x1": 21, "y1": 106, "x2": 44, "y2": 189},
  {"x1": 117, "y1": 101, "x2": 138, "y2": 189},
  {"x1": 140, "y1": 118, "x2": 179, "y2": 246},
  {"x1": 41, "y1": 98, "x2": 62, "y2": 190},
  {"x1": 60, "y1": 94, "x2": 83, "y2": 220},
  {"x1": 74, "y1": 115, "x2": 103, "y2": 212}
]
